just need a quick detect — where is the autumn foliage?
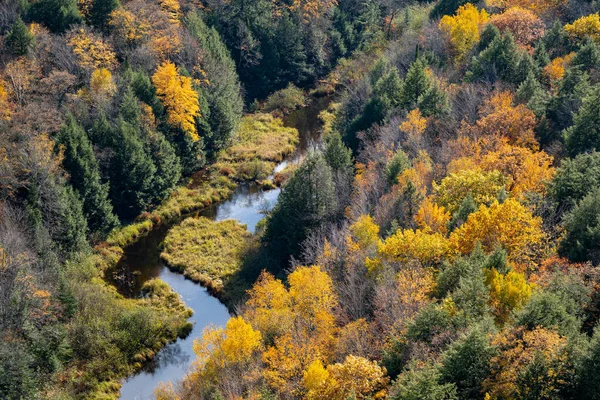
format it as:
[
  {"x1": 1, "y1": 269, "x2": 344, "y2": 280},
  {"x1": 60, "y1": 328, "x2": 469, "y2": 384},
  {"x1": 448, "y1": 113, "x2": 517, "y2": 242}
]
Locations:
[{"x1": 152, "y1": 61, "x2": 201, "y2": 141}]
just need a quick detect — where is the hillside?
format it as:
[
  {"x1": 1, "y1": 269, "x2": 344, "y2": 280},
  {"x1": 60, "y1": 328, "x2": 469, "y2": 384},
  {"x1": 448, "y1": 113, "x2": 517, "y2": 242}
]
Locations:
[{"x1": 3, "y1": 0, "x2": 600, "y2": 399}]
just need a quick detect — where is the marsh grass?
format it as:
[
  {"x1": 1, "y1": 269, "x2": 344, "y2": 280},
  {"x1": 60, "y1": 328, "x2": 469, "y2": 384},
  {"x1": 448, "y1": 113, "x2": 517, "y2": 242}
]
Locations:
[
  {"x1": 213, "y1": 114, "x2": 299, "y2": 181},
  {"x1": 160, "y1": 217, "x2": 253, "y2": 294}
]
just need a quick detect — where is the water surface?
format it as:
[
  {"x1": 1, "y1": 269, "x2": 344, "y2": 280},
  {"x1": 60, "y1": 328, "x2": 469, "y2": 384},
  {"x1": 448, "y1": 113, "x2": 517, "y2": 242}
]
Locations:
[{"x1": 111, "y1": 96, "x2": 330, "y2": 399}]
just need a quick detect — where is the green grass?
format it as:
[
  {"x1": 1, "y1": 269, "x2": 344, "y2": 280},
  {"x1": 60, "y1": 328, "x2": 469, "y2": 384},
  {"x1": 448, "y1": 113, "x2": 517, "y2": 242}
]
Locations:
[
  {"x1": 213, "y1": 113, "x2": 299, "y2": 181},
  {"x1": 53, "y1": 255, "x2": 192, "y2": 400},
  {"x1": 161, "y1": 217, "x2": 253, "y2": 294}
]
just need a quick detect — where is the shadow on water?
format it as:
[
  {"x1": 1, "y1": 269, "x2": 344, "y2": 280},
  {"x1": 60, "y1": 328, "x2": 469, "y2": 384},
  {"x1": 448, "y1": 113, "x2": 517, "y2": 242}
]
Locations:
[{"x1": 110, "y1": 95, "x2": 330, "y2": 399}]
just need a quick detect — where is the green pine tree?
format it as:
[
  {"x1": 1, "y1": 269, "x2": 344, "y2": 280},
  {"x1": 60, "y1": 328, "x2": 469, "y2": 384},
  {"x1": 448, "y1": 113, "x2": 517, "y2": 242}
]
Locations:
[
  {"x1": 401, "y1": 58, "x2": 431, "y2": 109},
  {"x1": 56, "y1": 116, "x2": 119, "y2": 235},
  {"x1": 28, "y1": 0, "x2": 82, "y2": 33},
  {"x1": 89, "y1": 0, "x2": 120, "y2": 31},
  {"x1": 5, "y1": 17, "x2": 34, "y2": 56},
  {"x1": 186, "y1": 12, "x2": 243, "y2": 155},
  {"x1": 564, "y1": 85, "x2": 600, "y2": 156}
]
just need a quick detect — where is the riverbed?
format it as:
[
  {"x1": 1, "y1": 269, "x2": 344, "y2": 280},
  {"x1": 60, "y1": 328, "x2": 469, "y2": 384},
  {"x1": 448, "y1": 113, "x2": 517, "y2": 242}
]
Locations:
[{"x1": 109, "y1": 96, "x2": 329, "y2": 399}]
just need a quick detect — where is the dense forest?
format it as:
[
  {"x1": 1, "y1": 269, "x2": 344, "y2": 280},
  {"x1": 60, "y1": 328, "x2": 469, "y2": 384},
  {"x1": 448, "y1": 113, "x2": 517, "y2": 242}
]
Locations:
[{"x1": 4, "y1": 0, "x2": 600, "y2": 399}]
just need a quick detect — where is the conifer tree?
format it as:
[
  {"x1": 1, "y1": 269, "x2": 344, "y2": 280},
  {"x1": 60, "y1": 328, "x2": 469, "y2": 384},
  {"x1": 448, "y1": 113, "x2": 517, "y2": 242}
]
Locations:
[
  {"x1": 186, "y1": 12, "x2": 243, "y2": 155},
  {"x1": 109, "y1": 119, "x2": 156, "y2": 220},
  {"x1": 28, "y1": 0, "x2": 82, "y2": 33},
  {"x1": 401, "y1": 58, "x2": 431, "y2": 109},
  {"x1": 467, "y1": 33, "x2": 521, "y2": 83},
  {"x1": 572, "y1": 38, "x2": 600, "y2": 70},
  {"x1": 89, "y1": 0, "x2": 120, "y2": 31},
  {"x1": 564, "y1": 86, "x2": 600, "y2": 156},
  {"x1": 5, "y1": 18, "x2": 34, "y2": 56},
  {"x1": 265, "y1": 152, "x2": 337, "y2": 260},
  {"x1": 56, "y1": 116, "x2": 119, "y2": 235}
]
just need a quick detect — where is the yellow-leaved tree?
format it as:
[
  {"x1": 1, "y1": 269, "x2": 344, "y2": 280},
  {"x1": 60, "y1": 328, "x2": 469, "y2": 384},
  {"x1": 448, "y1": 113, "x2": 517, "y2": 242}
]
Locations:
[
  {"x1": 434, "y1": 168, "x2": 506, "y2": 214},
  {"x1": 303, "y1": 355, "x2": 389, "y2": 400},
  {"x1": 564, "y1": 13, "x2": 600, "y2": 43},
  {"x1": 439, "y1": 4, "x2": 489, "y2": 60},
  {"x1": 152, "y1": 61, "x2": 201, "y2": 141},
  {"x1": 378, "y1": 228, "x2": 452, "y2": 265},
  {"x1": 486, "y1": 268, "x2": 533, "y2": 322},
  {"x1": 449, "y1": 198, "x2": 544, "y2": 261}
]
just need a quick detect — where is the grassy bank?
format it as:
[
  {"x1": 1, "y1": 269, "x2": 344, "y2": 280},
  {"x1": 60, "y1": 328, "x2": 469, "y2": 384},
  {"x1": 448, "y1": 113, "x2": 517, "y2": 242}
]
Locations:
[
  {"x1": 49, "y1": 255, "x2": 192, "y2": 399},
  {"x1": 213, "y1": 113, "x2": 299, "y2": 181},
  {"x1": 160, "y1": 217, "x2": 253, "y2": 295}
]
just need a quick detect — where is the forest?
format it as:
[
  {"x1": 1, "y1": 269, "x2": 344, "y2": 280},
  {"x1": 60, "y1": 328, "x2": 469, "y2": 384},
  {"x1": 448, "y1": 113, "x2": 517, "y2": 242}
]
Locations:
[{"x1": 3, "y1": 0, "x2": 600, "y2": 399}]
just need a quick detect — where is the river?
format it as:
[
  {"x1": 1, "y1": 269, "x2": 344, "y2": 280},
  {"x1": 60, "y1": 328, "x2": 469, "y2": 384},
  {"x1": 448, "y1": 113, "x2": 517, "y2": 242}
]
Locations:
[{"x1": 108, "y1": 95, "x2": 330, "y2": 400}]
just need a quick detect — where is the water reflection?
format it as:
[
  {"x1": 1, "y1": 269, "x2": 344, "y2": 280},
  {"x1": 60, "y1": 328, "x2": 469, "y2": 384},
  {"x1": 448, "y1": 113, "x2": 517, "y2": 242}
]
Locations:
[
  {"x1": 118, "y1": 267, "x2": 230, "y2": 400},
  {"x1": 113, "y1": 95, "x2": 331, "y2": 399}
]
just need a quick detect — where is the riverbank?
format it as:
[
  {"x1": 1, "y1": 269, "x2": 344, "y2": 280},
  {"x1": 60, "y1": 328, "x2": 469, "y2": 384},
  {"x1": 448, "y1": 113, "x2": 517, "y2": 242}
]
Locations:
[{"x1": 78, "y1": 103, "x2": 317, "y2": 399}]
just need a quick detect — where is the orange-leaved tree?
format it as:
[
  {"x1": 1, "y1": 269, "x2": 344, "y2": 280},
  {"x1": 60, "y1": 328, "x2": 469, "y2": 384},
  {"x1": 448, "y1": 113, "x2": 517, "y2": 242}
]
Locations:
[{"x1": 489, "y1": 7, "x2": 545, "y2": 48}]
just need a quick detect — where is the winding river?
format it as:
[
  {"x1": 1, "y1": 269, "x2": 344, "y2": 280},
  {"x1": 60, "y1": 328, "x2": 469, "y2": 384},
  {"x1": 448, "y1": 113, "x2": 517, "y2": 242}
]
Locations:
[{"x1": 108, "y1": 96, "x2": 329, "y2": 400}]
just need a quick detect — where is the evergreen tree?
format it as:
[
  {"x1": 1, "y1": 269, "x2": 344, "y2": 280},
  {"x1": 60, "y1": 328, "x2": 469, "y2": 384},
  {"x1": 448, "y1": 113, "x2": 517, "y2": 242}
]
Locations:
[
  {"x1": 516, "y1": 72, "x2": 549, "y2": 116},
  {"x1": 401, "y1": 58, "x2": 431, "y2": 109},
  {"x1": 109, "y1": 119, "x2": 156, "y2": 220},
  {"x1": 448, "y1": 193, "x2": 477, "y2": 231},
  {"x1": 28, "y1": 0, "x2": 82, "y2": 33},
  {"x1": 324, "y1": 131, "x2": 353, "y2": 217},
  {"x1": 572, "y1": 38, "x2": 600, "y2": 71},
  {"x1": 533, "y1": 41, "x2": 551, "y2": 68},
  {"x1": 186, "y1": 12, "x2": 243, "y2": 155},
  {"x1": 5, "y1": 17, "x2": 34, "y2": 56},
  {"x1": 547, "y1": 68, "x2": 591, "y2": 131},
  {"x1": 418, "y1": 82, "x2": 451, "y2": 117},
  {"x1": 549, "y1": 151, "x2": 600, "y2": 212},
  {"x1": 467, "y1": 33, "x2": 521, "y2": 84},
  {"x1": 89, "y1": 0, "x2": 120, "y2": 31},
  {"x1": 375, "y1": 68, "x2": 404, "y2": 108},
  {"x1": 559, "y1": 188, "x2": 600, "y2": 264},
  {"x1": 56, "y1": 116, "x2": 119, "y2": 235},
  {"x1": 477, "y1": 23, "x2": 500, "y2": 53},
  {"x1": 564, "y1": 85, "x2": 600, "y2": 156},
  {"x1": 148, "y1": 131, "x2": 182, "y2": 204},
  {"x1": 439, "y1": 327, "x2": 496, "y2": 399},
  {"x1": 265, "y1": 152, "x2": 337, "y2": 260},
  {"x1": 515, "y1": 52, "x2": 538, "y2": 85}
]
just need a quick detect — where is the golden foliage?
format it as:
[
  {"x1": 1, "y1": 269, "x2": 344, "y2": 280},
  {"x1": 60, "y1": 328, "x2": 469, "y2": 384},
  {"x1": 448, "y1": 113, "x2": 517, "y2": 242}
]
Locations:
[
  {"x1": 109, "y1": 8, "x2": 150, "y2": 42},
  {"x1": 67, "y1": 28, "x2": 117, "y2": 70},
  {"x1": 90, "y1": 68, "x2": 116, "y2": 99},
  {"x1": 159, "y1": 0, "x2": 181, "y2": 25},
  {"x1": 191, "y1": 316, "x2": 262, "y2": 383},
  {"x1": 450, "y1": 199, "x2": 545, "y2": 260},
  {"x1": 0, "y1": 79, "x2": 12, "y2": 120},
  {"x1": 245, "y1": 271, "x2": 292, "y2": 339},
  {"x1": 303, "y1": 356, "x2": 389, "y2": 400},
  {"x1": 379, "y1": 228, "x2": 452, "y2": 265},
  {"x1": 434, "y1": 169, "x2": 506, "y2": 214},
  {"x1": 484, "y1": 327, "x2": 567, "y2": 399},
  {"x1": 152, "y1": 61, "x2": 201, "y2": 141},
  {"x1": 564, "y1": 13, "x2": 600, "y2": 43},
  {"x1": 348, "y1": 214, "x2": 380, "y2": 250},
  {"x1": 484, "y1": 0, "x2": 567, "y2": 14},
  {"x1": 415, "y1": 197, "x2": 451, "y2": 234},
  {"x1": 462, "y1": 91, "x2": 539, "y2": 149},
  {"x1": 288, "y1": 265, "x2": 338, "y2": 325},
  {"x1": 448, "y1": 140, "x2": 555, "y2": 198},
  {"x1": 288, "y1": 0, "x2": 339, "y2": 19},
  {"x1": 485, "y1": 268, "x2": 533, "y2": 322},
  {"x1": 400, "y1": 108, "x2": 428, "y2": 137},
  {"x1": 543, "y1": 53, "x2": 575, "y2": 81},
  {"x1": 439, "y1": 4, "x2": 490, "y2": 60}
]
